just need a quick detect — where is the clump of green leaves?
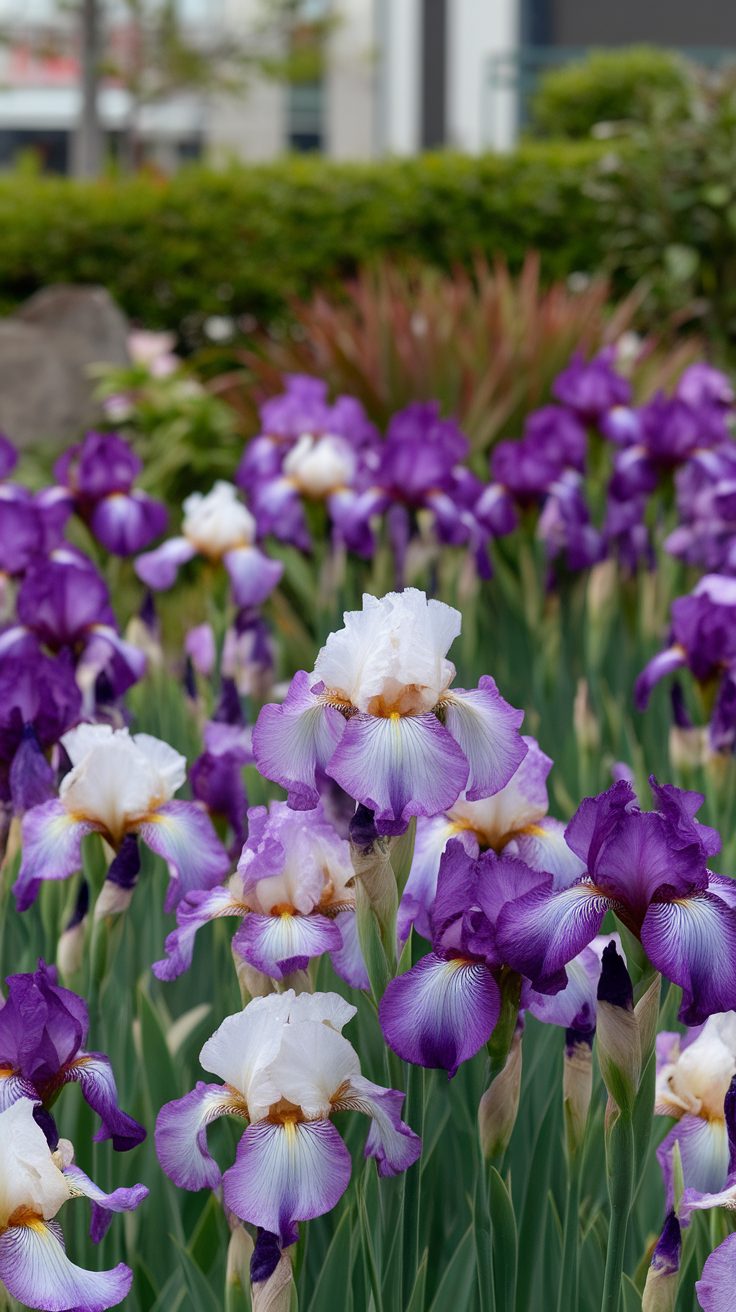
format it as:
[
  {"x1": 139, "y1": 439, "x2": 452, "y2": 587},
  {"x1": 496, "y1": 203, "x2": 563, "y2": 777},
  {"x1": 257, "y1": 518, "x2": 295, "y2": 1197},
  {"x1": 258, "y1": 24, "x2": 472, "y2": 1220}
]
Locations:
[{"x1": 531, "y1": 45, "x2": 693, "y2": 139}]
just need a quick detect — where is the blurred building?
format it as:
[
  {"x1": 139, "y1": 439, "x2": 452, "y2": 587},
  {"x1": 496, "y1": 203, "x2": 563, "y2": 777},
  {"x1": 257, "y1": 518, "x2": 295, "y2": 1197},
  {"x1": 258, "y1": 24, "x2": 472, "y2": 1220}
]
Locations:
[{"x1": 0, "y1": 0, "x2": 735, "y2": 172}]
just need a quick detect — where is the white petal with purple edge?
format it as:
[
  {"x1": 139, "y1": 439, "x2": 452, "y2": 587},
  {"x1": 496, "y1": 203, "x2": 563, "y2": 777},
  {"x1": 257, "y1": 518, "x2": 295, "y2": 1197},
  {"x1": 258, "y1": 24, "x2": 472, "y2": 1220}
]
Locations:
[
  {"x1": 641, "y1": 892, "x2": 736, "y2": 1025},
  {"x1": 253, "y1": 672, "x2": 346, "y2": 810},
  {"x1": 657, "y1": 1114, "x2": 729, "y2": 1210},
  {"x1": 155, "y1": 1082, "x2": 247, "y2": 1191},
  {"x1": 223, "y1": 1118, "x2": 352, "y2": 1244},
  {"x1": 153, "y1": 886, "x2": 247, "y2": 982},
  {"x1": 327, "y1": 712, "x2": 469, "y2": 834},
  {"x1": 15, "y1": 801, "x2": 99, "y2": 912},
  {"x1": 223, "y1": 545, "x2": 284, "y2": 607},
  {"x1": 138, "y1": 801, "x2": 230, "y2": 909},
  {"x1": 233, "y1": 911, "x2": 342, "y2": 979},
  {"x1": 134, "y1": 536, "x2": 196, "y2": 590},
  {"x1": 334, "y1": 1074, "x2": 421, "y2": 1175},
  {"x1": 0, "y1": 1219, "x2": 132, "y2": 1311},
  {"x1": 63, "y1": 1164, "x2": 148, "y2": 1243},
  {"x1": 439, "y1": 677, "x2": 526, "y2": 801},
  {"x1": 379, "y1": 952, "x2": 500, "y2": 1076},
  {"x1": 61, "y1": 1053, "x2": 145, "y2": 1151}
]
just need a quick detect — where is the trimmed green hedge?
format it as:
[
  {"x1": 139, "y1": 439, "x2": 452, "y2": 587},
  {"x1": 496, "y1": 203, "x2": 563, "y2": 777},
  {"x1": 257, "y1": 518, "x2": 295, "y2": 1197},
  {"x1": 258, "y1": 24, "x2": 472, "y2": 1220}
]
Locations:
[
  {"x1": 530, "y1": 46, "x2": 692, "y2": 139},
  {"x1": 1, "y1": 144, "x2": 610, "y2": 339}
]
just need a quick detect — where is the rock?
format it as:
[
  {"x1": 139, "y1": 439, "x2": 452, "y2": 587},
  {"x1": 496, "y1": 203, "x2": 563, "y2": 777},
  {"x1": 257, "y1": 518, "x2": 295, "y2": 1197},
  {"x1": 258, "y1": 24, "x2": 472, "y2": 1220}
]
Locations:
[{"x1": 0, "y1": 285, "x2": 129, "y2": 447}]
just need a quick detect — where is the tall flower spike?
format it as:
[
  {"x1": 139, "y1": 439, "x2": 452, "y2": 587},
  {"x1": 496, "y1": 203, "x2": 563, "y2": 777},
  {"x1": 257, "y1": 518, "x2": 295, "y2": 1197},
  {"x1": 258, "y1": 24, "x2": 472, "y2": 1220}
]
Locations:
[
  {"x1": 15, "y1": 724, "x2": 229, "y2": 912},
  {"x1": 254, "y1": 590, "x2": 527, "y2": 835}
]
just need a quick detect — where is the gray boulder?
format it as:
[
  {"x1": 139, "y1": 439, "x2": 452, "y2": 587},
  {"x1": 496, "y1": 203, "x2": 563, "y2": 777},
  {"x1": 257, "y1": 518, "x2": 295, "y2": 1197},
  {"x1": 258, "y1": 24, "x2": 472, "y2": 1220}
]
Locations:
[{"x1": 0, "y1": 285, "x2": 129, "y2": 448}]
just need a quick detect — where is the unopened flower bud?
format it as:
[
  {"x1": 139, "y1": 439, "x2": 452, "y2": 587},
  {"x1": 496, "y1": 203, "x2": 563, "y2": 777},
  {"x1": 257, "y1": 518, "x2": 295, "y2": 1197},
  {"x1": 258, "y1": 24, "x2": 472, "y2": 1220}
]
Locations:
[
  {"x1": 478, "y1": 1031, "x2": 522, "y2": 1159},
  {"x1": 642, "y1": 1213, "x2": 681, "y2": 1312},
  {"x1": 251, "y1": 1232, "x2": 293, "y2": 1312},
  {"x1": 349, "y1": 805, "x2": 398, "y2": 946},
  {"x1": 573, "y1": 679, "x2": 600, "y2": 752},
  {"x1": 563, "y1": 1032, "x2": 593, "y2": 1158},
  {"x1": 586, "y1": 559, "x2": 618, "y2": 623},
  {"x1": 226, "y1": 1224, "x2": 254, "y2": 1291},
  {"x1": 596, "y1": 942, "x2": 640, "y2": 1118}
]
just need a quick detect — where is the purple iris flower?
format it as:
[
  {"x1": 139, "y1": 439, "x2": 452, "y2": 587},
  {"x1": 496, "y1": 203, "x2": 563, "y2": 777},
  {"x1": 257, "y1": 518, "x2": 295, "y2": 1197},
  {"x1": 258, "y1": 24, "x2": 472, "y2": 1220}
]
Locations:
[
  {"x1": 189, "y1": 679, "x2": 253, "y2": 855},
  {"x1": 54, "y1": 431, "x2": 168, "y2": 557},
  {"x1": 603, "y1": 492, "x2": 653, "y2": 573},
  {"x1": 676, "y1": 363, "x2": 734, "y2": 410},
  {"x1": 610, "y1": 393, "x2": 728, "y2": 499},
  {"x1": 552, "y1": 349, "x2": 631, "y2": 422},
  {"x1": 495, "y1": 777, "x2": 736, "y2": 1026},
  {"x1": 666, "y1": 447, "x2": 736, "y2": 575},
  {"x1": 0, "y1": 646, "x2": 81, "y2": 813},
  {"x1": 238, "y1": 374, "x2": 377, "y2": 485},
  {"x1": 536, "y1": 471, "x2": 604, "y2": 572},
  {"x1": 0, "y1": 550, "x2": 146, "y2": 707},
  {"x1": 380, "y1": 840, "x2": 549, "y2": 1075},
  {"x1": 253, "y1": 589, "x2": 526, "y2": 836},
  {"x1": 635, "y1": 575, "x2": 736, "y2": 712},
  {"x1": 0, "y1": 960, "x2": 145, "y2": 1153}
]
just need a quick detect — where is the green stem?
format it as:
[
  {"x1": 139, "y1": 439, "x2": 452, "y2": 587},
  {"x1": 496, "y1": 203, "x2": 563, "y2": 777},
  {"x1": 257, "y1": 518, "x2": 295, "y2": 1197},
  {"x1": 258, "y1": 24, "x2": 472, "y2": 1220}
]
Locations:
[
  {"x1": 600, "y1": 1113, "x2": 634, "y2": 1312},
  {"x1": 556, "y1": 1156, "x2": 581, "y2": 1312}
]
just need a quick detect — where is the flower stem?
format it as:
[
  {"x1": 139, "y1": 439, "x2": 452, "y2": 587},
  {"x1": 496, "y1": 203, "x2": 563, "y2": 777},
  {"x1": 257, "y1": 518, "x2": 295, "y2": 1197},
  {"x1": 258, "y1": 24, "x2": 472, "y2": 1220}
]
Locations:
[
  {"x1": 600, "y1": 1112, "x2": 635, "y2": 1312},
  {"x1": 556, "y1": 1156, "x2": 581, "y2": 1312}
]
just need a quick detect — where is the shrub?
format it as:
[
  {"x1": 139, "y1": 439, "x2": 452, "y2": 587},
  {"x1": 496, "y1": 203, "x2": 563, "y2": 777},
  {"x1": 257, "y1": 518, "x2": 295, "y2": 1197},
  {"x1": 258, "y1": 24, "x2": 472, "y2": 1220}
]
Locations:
[{"x1": 530, "y1": 45, "x2": 693, "y2": 139}]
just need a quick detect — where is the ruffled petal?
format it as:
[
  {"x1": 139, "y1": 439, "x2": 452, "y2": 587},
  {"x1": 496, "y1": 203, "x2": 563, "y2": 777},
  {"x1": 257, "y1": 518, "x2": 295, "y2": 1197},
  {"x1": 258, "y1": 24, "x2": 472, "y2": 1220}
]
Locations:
[
  {"x1": 329, "y1": 910, "x2": 370, "y2": 990},
  {"x1": 138, "y1": 801, "x2": 230, "y2": 909},
  {"x1": 641, "y1": 891, "x2": 736, "y2": 1024},
  {"x1": 152, "y1": 885, "x2": 247, "y2": 982},
  {"x1": 232, "y1": 911, "x2": 342, "y2": 979},
  {"x1": 657, "y1": 1114, "x2": 729, "y2": 1210},
  {"x1": 333, "y1": 1074, "x2": 422, "y2": 1175},
  {"x1": 222, "y1": 1118, "x2": 352, "y2": 1245},
  {"x1": 134, "y1": 536, "x2": 196, "y2": 590},
  {"x1": 439, "y1": 677, "x2": 526, "y2": 801},
  {"x1": 155, "y1": 1082, "x2": 247, "y2": 1191},
  {"x1": 63, "y1": 1163, "x2": 148, "y2": 1243},
  {"x1": 61, "y1": 1053, "x2": 145, "y2": 1151},
  {"x1": 223, "y1": 546, "x2": 283, "y2": 608},
  {"x1": 696, "y1": 1233, "x2": 736, "y2": 1311},
  {"x1": 0, "y1": 1219, "x2": 132, "y2": 1311},
  {"x1": 327, "y1": 712, "x2": 469, "y2": 836},
  {"x1": 379, "y1": 952, "x2": 500, "y2": 1076},
  {"x1": 15, "y1": 801, "x2": 99, "y2": 912},
  {"x1": 253, "y1": 671, "x2": 346, "y2": 810},
  {"x1": 495, "y1": 881, "x2": 612, "y2": 993}
]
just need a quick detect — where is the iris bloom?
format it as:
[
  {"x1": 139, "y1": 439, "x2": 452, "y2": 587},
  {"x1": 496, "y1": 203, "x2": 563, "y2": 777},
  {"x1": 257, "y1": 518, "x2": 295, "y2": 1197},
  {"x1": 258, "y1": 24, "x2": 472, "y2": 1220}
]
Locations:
[
  {"x1": 135, "y1": 481, "x2": 283, "y2": 609},
  {"x1": 54, "y1": 431, "x2": 168, "y2": 557},
  {"x1": 0, "y1": 1098, "x2": 146, "y2": 1311},
  {"x1": 15, "y1": 723, "x2": 229, "y2": 912},
  {"x1": 495, "y1": 777, "x2": 736, "y2": 1025},
  {"x1": 156, "y1": 990, "x2": 420, "y2": 1247},
  {"x1": 0, "y1": 961, "x2": 145, "y2": 1152},
  {"x1": 154, "y1": 799, "x2": 367, "y2": 988},
  {"x1": 254, "y1": 589, "x2": 526, "y2": 835},
  {"x1": 656, "y1": 1013, "x2": 736, "y2": 1207},
  {"x1": 399, "y1": 735, "x2": 583, "y2": 941}
]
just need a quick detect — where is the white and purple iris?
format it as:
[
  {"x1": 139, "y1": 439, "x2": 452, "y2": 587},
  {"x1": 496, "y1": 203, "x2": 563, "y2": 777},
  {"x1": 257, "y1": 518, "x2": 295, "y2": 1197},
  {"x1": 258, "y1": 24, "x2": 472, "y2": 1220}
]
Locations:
[
  {"x1": 154, "y1": 799, "x2": 367, "y2": 988},
  {"x1": 0, "y1": 1098, "x2": 146, "y2": 1311},
  {"x1": 155, "y1": 990, "x2": 420, "y2": 1250},
  {"x1": 135, "y1": 480, "x2": 283, "y2": 609},
  {"x1": 254, "y1": 588, "x2": 527, "y2": 835},
  {"x1": 656, "y1": 1013, "x2": 736, "y2": 1210},
  {"x1": 15, "y1": 723, "x2": 229, "y2": 912}
]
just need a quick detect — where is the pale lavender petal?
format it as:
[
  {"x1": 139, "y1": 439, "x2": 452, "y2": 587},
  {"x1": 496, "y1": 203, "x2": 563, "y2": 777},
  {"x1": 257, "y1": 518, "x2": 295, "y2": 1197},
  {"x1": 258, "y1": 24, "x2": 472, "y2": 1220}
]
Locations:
[
  {"x1": 505, "y1": 817, "x2": 586, "y2": 889},
  {"x1": 62, "y1": 1053, "x2": 145, "y2": 1151},
  {"x1": 440, "y1": 677, "x2": 526, "y2": 800},
  {"x1": 327, "y1": 712, "x2": 469, "y2": 836},
  {"x1": 152, "y1": 885, "x2": 246, "y2": 982},
  {"x1": 0, "y1": 1220, "x2": 132, "y2": 1311},
  {"x1": 63, "y1": 1163, "x2": 148, "y2": 1243},
  {"x1": 641, "y1": 891, "x2": 736, "y2": 1024},
  {"x1": 15, "y1": 801, "x2": 98, "y2": 912},
  {"x1": 399, "y1": 816, "x2": 478, "y2": 944},
  {"x1": 657, "y1": 1115, "x2": 729, "y2": 1210},
  {"x1": 155, "y1": 1082, "x2": 247, "y2": 1191},
  {"x1": 232, "y1": 912, "x2": 342, "y2": 979},
  {"x1": 329, "y1": 910, "x2": 370, "y2": 990},
  {"x1": 223, "y1": 1118, "x2": 352, "y2": 1245},
  {"x1": 495, "y1": 881, "x2": 612, "y2": 993},
  {"x1": 634, "y1": 646, "x2": 687, "y2": 710},
  {"x1": 253, "y1": 672, "x2": 346, "y2": 810},
  {"x1": 223, "y1": 545, "x2": 284, "y2": 608},
  {"x1": 134, "y1": 536, "x2": 196, "y2": 590},
  {"x1": 379, "y1": 951, "x2": 500, "y2": 1076},
  {"x1": 525, "y1": 938, "x2": 613, "y2": 1035},
  {"x1": 334, "y1": 1074, "x2": 421, "y2": 1176},
  {"x1": 696, "y1": 1233, "x2": 736, "y2": 1311},
  {"x1": 80, "y1": 625, "x2": 147, "y2": 700},
  {"x1": 138, "y1": 801, "x2": 230, "y2": 908}
]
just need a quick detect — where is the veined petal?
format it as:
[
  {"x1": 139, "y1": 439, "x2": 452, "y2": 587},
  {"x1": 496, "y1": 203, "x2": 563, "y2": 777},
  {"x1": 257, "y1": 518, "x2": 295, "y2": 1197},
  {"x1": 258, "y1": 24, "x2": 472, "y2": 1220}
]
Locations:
[
  {"x1": 696, "y1": 1233, "x2": 736, "y2": 1311},
  {"x1": 657, "y1": 1115, "x2": 729, "y2": 1211},
  {"x1": 334, "y1": 1074, "x2": 421, "y2": 1176},
  {"x1": 155, "y1": 1082, "x2": 247, "y2": 1191},
  {"x1": 61, "y1": 1054, "x2": 145, "y2": 1151},
  {"x1": 152, "y1": 885, "x2": 247, "y2": 982},
  {"x1": 223, "y1": 546, "x2": 283, "y2": 608},
  {"x1": 223, "y1": 1118, "x2": 351, "y2": 1245},
  {"x1": 0, "y1": 1219, "x2": 132, "y2": 1311},
  {"x1": 495, "y1": 881, "x2": 612, "y2": 993},
  {"x1": 329, "y1": 910, "x2": 370, "y2": 990},
  {"x1": 15, "y1": 801, "x2": 98, "y2": 912},
  {"x1": 327, "y1": 713, "x2": 469, "y2": 836},
  {"x1": 440, "y1": 677, "x2": 526, "y2": 801},
  {"x1": 641, "y1": 892, "x2": 736, "y2": 1025},
  {"x1": 379, "y1": 952, "x2": 500, "y2": 1076},
  {"x1": 63, "y1": 1163, "x2": 148, "y2": 1243},
  {"x1": 134, "y1": 536, "x2": 196, "y2": 590},
  {"x1": 232, "y1": 912, "x2": 342, "y2": 979},
  {"x1": 138, "y1": 801, "x2": 230, "y2": 909},
  {"x1": 253, "y1": 671, "x2": 346, "y2": 810},
  {"x1": 0, "y1": 1069, "x2": 37, "y2": 1111}
]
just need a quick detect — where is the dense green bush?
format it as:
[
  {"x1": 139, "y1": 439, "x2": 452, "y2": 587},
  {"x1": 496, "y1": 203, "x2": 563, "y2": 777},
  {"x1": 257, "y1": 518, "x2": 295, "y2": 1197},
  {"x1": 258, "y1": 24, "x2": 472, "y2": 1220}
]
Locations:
[
  {"x1": 530, "y1": 45, "x2": 693, "y2": 138},
  {"x1": 0, "y1": 145, "x2": 609, "y2": 342}
]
